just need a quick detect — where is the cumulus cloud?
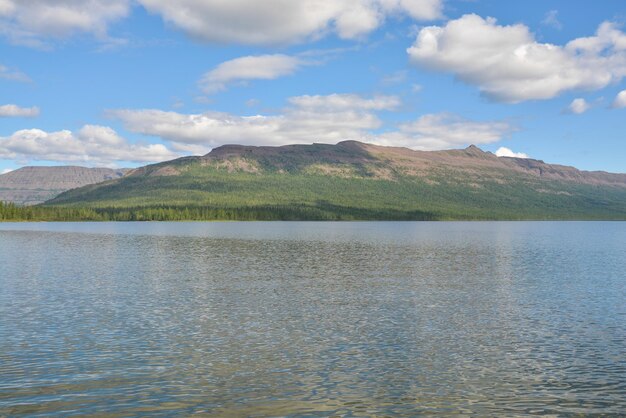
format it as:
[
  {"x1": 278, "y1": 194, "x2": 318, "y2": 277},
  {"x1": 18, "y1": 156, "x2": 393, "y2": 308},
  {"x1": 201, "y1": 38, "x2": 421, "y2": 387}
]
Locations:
[
  {"x1": 567, "y1": 98, "x2": 591, "y2": 114},
  {"x1": 0, "y1": 125, "x2": 179, "y2": 166},
  {"x1": 1, "y1": 168, "x2": 13, "y2": 174},
  {"x1": 612, "y1": 89, "x2": 626, "y2": 108},
  {"x1": 0, "y1": 0, "x2": 442, "y2": 47},
  {"x1": 138, "y1": 0, "x2": 442, "y2": 45},
  {"x1": 0, "y1": 0, "x2": 130, "y2": 46},
  {"x1": 408, "y1": 14, "x2": 626, "y2": 103},
  {"x1": 375, "y1": 113, "x2": 516, "y2": 150},
  {"x1": 495, "y1": 147, "x2": 528, "y2": 158},
  {"x1": 110, "y1": 93, "x2": 398, "y2": 152},
  {"x1": 200, "y1": 54, "x2": 307, "y2": 94},
  {"x1": 110, "y1": 94, "x2": 513, "y2": 152},
  {"x1": 0, "y1": 64, "x2": 30, "y2": 82},
  {"x1": 0, "y1": 104, "x2": 40, "y2": 118}
]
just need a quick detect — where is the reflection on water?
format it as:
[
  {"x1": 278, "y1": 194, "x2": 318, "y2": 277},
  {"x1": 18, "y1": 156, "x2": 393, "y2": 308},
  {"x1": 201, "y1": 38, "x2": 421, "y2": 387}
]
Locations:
[{"x1": 1, "y1": 222, "x2": 625, "y2": 416}]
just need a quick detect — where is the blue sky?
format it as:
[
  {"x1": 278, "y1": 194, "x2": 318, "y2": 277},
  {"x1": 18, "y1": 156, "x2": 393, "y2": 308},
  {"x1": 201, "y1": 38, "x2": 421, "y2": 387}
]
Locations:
[{"x1": 1, "y1": 0, "x2": 625, "y2": 172}]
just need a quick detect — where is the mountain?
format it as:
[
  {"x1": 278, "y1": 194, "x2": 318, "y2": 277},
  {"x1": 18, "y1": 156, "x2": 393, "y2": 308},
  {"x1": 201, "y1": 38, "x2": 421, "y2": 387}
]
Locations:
[
  {"x1": 45, "y1": 141, "x2": 626, "y2": 220},
  {"x1": 0, "y1": 166, "x2": 128, "y2": 205}
]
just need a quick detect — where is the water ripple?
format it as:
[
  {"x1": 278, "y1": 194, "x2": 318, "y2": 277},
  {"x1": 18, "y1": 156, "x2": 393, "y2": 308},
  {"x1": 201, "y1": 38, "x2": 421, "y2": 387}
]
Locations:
[{"x1": 1, "y1": 222, "x2": 625, "y2": 416}]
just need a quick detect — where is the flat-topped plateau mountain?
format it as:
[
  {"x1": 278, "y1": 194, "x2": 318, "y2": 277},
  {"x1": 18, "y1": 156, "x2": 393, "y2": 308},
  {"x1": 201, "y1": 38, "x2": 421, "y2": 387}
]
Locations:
[
  {"x1": 0, "y1": 166, "x2": 128, "y2": 205},
  {"x1": 43, "y1": 141, "x2": 626, "y2": 220}
]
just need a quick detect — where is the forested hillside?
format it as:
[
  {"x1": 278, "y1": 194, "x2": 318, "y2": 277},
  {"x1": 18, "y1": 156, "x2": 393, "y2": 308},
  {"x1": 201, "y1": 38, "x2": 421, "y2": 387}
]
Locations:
[{"x1": 34, "y1": 141, "x2": 626, "y2": 221}]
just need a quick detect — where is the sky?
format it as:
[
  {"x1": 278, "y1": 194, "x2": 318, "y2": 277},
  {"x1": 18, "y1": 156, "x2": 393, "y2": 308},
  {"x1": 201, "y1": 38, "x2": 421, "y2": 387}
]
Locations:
[{"x1": 1, "y1": 0, "x2": 625, "y2": 173}]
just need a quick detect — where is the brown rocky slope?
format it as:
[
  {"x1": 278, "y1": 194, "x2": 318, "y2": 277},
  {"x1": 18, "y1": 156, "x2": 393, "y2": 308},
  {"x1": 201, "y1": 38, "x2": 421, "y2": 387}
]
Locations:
[{"x1": 129, "y1": 140, "x2": 626, "y2": 187}]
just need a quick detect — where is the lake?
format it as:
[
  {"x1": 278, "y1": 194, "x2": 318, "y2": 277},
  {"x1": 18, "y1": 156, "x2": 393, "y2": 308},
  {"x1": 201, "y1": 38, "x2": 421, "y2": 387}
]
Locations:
[{"x1": 1, "y1": 222, "x2": 625, "y2": 416}]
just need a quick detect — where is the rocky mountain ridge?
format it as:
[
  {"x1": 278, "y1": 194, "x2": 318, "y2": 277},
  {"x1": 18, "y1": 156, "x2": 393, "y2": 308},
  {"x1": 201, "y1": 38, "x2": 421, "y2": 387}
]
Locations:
[
  {"x1": 128, "y1": 141, "x2": 626, "y2": 187},
  {"x1": 0, "y1": 166, "x2": 128, "y2": 205}
]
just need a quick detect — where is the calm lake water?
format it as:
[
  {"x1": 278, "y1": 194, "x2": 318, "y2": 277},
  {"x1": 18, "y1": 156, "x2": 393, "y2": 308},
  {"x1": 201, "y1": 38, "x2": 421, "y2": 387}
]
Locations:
[{"x1": 1, "y1": 222, "x2": 625, "y2": 416}]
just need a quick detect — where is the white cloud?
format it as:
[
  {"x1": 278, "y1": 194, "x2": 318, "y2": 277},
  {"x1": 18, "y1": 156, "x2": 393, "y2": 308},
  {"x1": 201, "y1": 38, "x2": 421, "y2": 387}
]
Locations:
[
  {"x1": 0, "y1": 0, "x2": 130, "y2": 46},
  {"x1": 0, "y1": 0, "x2": 442, "y2": 47},
  {"x1": 1, "y1": 168, "x2": 13, "y2": 174},
  {"x1": 287, "y1": 94, "x2": 400, "y2": 110},
  {"x1": 110, "y1": 94, "x2": 397, "y2": 152},
  {"x1": 110, "y1": 94, "x2": 513, "y2": 153},
  {"x1": 375, "y1": 113, "x2": 516, "y2": 150},
  {"x1": 0, "y1": 125, "x2": 179, "y2": 166},
  {"x1": 0, "y1": 64, "x2": 30, "y2": 82},
  {"x1": 567, "y1": 98, "x2": 591, "y2": 114},
  {"x1": 495, "y1": 147, "x2": 528, "y2": 158},
  {"x1": 612, "y1": 89, "x2": 626, "y2": 108},
  {"x1": 200, "y1": 54, "x2": 307, "y2": 94},
  {"x1": 138, "y1": 0, "x2": 442, "y2": 45},
  {"x1": 408, "y1": 14, "x2": 626, "y2": 103},
  {"x1": 542, "y1": 10, "x2": 562, "y2": 30},
  {"x1": 0, "y1": 104, "x2": 40, "y2": 118}
]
